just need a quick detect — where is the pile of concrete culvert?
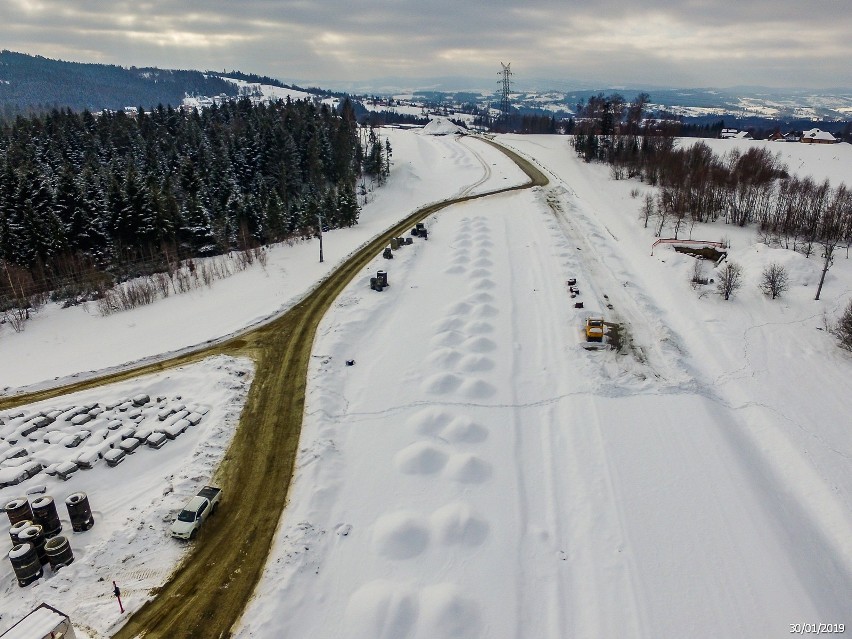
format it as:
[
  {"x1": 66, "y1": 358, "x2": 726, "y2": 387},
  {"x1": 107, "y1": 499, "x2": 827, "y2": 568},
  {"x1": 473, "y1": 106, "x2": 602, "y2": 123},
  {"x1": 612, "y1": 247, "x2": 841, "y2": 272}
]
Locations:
[{"x1": 4, "y1": 491, "x2": 94, "y2": 587}]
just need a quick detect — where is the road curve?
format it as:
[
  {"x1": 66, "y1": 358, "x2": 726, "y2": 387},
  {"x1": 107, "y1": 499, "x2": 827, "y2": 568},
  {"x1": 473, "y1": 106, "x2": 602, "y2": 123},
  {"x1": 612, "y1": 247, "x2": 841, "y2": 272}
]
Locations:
[{"x1": 0, "y1": 137, "x2": 547, "y2": 639}]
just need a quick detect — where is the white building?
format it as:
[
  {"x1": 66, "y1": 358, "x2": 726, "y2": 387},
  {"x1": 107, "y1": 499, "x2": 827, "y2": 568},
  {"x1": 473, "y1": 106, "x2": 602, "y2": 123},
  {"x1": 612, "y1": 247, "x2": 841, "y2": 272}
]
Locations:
[{"x1": 0, "y1": 603, "x2": 76, "y2": 639}]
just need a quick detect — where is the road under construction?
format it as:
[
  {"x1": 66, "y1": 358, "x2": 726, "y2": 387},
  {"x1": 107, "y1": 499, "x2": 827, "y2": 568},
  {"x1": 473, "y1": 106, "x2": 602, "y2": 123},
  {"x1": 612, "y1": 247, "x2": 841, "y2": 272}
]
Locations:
[{"x1": 0, "y1": 139, "x2": 547, "y2": 639}]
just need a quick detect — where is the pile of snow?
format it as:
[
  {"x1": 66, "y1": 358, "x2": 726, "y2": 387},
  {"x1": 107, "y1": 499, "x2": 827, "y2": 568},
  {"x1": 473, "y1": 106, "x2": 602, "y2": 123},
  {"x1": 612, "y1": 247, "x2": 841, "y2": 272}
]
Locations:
[{"x1": 420, "y1": 117, "x2": 466, "y2": 136}]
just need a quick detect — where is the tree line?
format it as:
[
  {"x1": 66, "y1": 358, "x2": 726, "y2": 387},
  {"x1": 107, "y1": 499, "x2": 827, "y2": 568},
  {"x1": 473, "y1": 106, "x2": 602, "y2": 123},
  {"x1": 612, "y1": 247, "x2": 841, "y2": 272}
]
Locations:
[
  {"x1": 0, "y1": 95, "x2": 390, "y2": 313},
  {"x1": 0, "y1": 50, "x2": 241, "y2": 113},
  {"x1": 573, "y1": 91, "x2": 852, "y2": 304}
]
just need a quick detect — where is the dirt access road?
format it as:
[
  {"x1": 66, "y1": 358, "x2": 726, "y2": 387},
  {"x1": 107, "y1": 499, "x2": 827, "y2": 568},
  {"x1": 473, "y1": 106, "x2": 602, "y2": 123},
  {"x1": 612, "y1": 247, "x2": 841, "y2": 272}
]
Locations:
[{"x1": 0, "y1": 139, "x2": 547, "y2": 638}]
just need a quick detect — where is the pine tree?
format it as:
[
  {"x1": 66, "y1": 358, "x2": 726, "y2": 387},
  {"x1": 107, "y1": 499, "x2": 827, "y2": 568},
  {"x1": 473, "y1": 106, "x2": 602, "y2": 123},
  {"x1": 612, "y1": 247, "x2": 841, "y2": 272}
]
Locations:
[
  {"x1": 337, "y1": 183, "x2": 359, "y2": 228},
  {"x1": 179, "y1": 193, "x2": 218, "y2": 256},
  {"x1": 78, "y1": 167, "x2": 111, "y2": 260},
  {"x1": 54, "y1": 165, "x2": 86, "y2": 251}
]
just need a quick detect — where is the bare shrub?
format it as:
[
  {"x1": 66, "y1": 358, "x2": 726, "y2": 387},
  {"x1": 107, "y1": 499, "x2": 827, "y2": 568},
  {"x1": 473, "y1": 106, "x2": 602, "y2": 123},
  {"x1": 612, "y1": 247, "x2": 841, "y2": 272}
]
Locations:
[
  {"x1": 200, "y1": 262, "x2": 215, "y2": 287},
  {"x1": 690, "y1": 259, "x2": 708, "y2": 289},
  {"x1": 219, "y1": 260, "x2": 229, "y2": 280},
  {"x1": 112, "y1": 279, "x2": 158, "y2": 310},
  {"x1": 629, "y1": 187, "x2": 640, "y2": 199},
  {"x1": 96, "y1": 290, "x2": 120, "y2": 316},
  {"x1": 833, "y1": 300, "x2": 852, "y2": 351},
  {"x1": 831, "y1": 300, "x2": 852, "y2": 351},
  {"x1": 3, "y1": 308, "x2": 28, "y2": 332},
  {"x1": 759, "y1": 262, "x2": 789, "y2": 299},
  {"x1": 233, "y1": 248, "x2": 255, "y2": 271},
  {"x1": 717, "y1": 261, "x2": 743, "y2": 301},
  {"x1": 153, "y1": 272, "x2": 171, "y2": 298},
  {"x1": 174, "y1": 270, "x2": 192, "y2": 294}
]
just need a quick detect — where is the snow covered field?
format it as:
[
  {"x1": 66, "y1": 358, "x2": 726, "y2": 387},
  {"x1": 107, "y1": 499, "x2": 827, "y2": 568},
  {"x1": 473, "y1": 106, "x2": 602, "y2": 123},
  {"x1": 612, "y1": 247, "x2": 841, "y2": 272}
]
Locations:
[{"x1": 2, "y1": 128, "x2": 851, "y2": 637}]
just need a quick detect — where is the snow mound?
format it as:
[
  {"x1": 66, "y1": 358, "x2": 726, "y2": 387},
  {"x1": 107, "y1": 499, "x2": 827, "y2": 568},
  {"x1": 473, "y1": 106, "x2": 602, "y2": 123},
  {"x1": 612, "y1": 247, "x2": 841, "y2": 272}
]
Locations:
[
  {"x1": 345, "y1": 580, "x2": 419, "y2": 639},
  {"x1": 421, "y1": 117, "x2": 466, "y2": 136},
  {"x1": 372, "y1": 511, "x2": 431, "y2": 559}
]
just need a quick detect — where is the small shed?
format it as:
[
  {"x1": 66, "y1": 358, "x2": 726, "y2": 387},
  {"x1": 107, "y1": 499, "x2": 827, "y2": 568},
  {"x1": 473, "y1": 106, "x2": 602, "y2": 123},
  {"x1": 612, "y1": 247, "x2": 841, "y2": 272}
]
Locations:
[{"x1": 0, "y1": 603, "x2": 76, "y2": 639}]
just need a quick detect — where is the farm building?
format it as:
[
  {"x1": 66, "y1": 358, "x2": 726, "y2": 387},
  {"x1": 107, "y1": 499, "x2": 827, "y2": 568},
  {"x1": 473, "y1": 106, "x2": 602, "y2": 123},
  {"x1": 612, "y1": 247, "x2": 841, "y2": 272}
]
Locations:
[{"x1": 800, "y1": 128, "x2": 837, "y2": 144}]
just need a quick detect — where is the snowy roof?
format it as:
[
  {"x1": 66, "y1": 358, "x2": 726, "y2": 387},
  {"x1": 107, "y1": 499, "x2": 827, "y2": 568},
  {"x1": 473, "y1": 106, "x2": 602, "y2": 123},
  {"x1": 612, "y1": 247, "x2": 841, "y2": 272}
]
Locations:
[
  {"x1": 802, "y1": 128, "x2": 836, "y2": 141},
  {"x1": 420, "y1": 117, "x2": 466, "y2": 136},
  {"x1": 1, "y1": 603, "x2": 68, "y2": 638}
]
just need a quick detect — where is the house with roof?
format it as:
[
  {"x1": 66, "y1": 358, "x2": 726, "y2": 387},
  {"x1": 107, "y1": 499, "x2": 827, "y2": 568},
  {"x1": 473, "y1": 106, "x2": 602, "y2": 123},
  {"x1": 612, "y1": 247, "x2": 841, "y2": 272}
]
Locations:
[
  {"x1": 800, "y1": 128, "x2": 837, "y2": 144},
  {"x1": 0, "y1": 603, "x2": 77, "y2": 639}
]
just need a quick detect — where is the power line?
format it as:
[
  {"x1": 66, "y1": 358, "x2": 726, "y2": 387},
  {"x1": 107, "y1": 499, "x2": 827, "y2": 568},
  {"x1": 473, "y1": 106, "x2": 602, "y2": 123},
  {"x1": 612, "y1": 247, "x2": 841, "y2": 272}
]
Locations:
[{"x1": 498, "y1": 62, "x2": 513, "y2": 128}]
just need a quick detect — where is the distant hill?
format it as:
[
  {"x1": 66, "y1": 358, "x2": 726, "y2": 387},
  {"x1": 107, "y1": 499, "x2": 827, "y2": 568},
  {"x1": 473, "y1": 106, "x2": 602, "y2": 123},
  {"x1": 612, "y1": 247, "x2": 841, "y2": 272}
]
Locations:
[{"x1": 0, "y1": 50, "x2": 241, "y2": 114}]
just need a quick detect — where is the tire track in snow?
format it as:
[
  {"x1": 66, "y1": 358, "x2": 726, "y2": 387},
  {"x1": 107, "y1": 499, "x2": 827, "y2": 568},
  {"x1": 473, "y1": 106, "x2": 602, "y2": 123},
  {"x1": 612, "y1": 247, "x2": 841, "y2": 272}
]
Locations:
[
  {"x1": 456, "y1": 136, "x2": 493, "y2": 197},
  {"x1": 503, "y1": 204, "x2": 570, "y2": 637},
  {"x1": 500, "y1": 211, "x2": 534, "y2": 639}
]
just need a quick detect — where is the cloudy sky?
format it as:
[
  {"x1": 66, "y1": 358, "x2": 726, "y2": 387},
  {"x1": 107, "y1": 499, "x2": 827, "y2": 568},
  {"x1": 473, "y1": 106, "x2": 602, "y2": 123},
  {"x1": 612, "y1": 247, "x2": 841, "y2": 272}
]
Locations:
[{"x1": 2, "y1": 0, "x2": 850, "y2": 90}]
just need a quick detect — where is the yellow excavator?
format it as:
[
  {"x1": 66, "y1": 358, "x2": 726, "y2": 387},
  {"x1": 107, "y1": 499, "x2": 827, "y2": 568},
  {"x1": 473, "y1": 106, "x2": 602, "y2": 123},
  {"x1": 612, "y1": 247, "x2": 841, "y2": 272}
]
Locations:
[{"x1": 584, "y1": 317, "x2": 605, "y2": 343}]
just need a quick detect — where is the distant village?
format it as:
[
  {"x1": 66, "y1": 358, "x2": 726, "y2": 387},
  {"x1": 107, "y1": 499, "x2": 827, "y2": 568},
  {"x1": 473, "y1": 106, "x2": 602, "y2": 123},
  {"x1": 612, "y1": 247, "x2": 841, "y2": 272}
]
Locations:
[{"x1": 721, "y1": 127, "x2": 839, "y2": 143}]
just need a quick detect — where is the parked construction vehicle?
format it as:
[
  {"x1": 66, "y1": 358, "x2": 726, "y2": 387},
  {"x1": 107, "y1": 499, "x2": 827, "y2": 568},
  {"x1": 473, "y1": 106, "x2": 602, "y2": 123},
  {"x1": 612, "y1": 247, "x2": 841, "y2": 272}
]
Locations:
[
  {"x1": 585, "y1": 317, "x2": 605, "y2": 342},
  {"x1": 580, "y1": 316, "x2": 613, "y2": 351},
  {"x1": 411, "y1": 222, "x2": 428, "y2": 239},
  {"x1": 370, "y1": 270, "x2": 389, "y2": 292}
]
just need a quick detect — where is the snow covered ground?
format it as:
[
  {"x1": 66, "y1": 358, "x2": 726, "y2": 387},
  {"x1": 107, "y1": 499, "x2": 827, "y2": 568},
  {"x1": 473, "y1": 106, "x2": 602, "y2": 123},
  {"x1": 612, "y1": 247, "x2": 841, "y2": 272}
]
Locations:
[
  {"x1": 0, "y1": 128, "x2": 526, "y2": 636},
  {"x1": 0, "y1": 129, "x2": 526, "y2": 393},
  {"x1": 685, "y1": 137, "x2": 852, "y2": 186},
  {"x1": 0, "y1": 356, "x2": 252, "y2": 637},
  {"x1": 2, "y1": 129, "x2": 851, "y2": 637}
]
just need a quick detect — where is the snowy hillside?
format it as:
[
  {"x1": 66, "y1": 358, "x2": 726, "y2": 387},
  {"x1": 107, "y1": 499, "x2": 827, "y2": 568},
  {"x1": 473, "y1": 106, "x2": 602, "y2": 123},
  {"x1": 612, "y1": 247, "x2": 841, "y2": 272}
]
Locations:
[{"x1": 2, "y1": 129, "x2": 851, "y2": 638}]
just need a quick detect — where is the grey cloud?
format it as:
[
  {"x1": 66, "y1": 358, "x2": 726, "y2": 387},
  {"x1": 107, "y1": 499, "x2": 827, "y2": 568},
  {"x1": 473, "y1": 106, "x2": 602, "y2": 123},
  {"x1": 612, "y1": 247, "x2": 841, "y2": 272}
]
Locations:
[{"x1": 1, "y1": 0, "x2": 849, "y2": 88}]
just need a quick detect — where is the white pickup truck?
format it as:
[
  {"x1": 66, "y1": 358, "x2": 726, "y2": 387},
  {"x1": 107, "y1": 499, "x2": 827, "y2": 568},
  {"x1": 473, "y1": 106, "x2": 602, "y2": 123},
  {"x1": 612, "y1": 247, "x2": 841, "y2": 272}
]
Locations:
[{"x1": 170, "y1": 486, "x2": 222, "y2": 540}]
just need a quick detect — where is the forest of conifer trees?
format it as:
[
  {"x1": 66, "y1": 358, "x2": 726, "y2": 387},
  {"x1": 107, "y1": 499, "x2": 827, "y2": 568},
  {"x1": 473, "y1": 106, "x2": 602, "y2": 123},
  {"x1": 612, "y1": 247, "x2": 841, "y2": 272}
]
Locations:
[{"x1": 0, "y1": 96, "x2": 391, "y2": 310}]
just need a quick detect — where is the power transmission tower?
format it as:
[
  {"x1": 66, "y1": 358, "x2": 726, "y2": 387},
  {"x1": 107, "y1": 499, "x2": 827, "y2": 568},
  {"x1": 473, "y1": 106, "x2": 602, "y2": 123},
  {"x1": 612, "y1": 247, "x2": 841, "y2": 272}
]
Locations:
[{"x1": 498, "y1": 62, "x2": 513, "y2": 131}]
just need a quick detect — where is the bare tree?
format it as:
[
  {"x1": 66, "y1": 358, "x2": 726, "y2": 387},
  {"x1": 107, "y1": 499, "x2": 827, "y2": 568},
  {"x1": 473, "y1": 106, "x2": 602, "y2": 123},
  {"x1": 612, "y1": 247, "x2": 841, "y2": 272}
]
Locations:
[
  {"x1": 717, "y1": 261, "x2": 743, "y2": 300},
  {"x1": 801, "y1": 179, "x2": 831, "y2": 259},
  {"x1": 759, "y1": 262, "x2": 789, "y2": 299},
  {"x1": 641, "y1": 193, "x2": 655, "y2": 228},
  {"x1": 814, "y1": 185, "x2": 852, "y2": 300},
  {"x1": 655, "y1": 190, "x2": 672, "y2": 237}
]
